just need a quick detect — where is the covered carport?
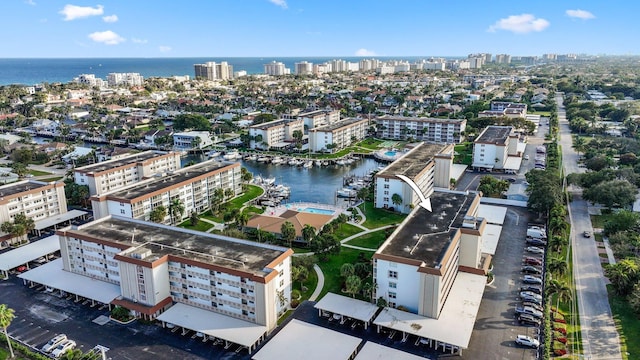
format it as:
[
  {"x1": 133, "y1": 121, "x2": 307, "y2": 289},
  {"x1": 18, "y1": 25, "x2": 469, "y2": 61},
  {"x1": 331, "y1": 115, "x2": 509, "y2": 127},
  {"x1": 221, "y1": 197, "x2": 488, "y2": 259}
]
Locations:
[
  {"x1": 372, "y1": 272, "x2": 487, "y2": 356},
  {"x1": 18, "y1": 258, "x2": 120, "y2": 308},
  {"x1": 32, "y1": 209, "x2": 89, "y2": 236},
  {"x1": 355, "y1": 342, "x2": 424, "y2": 360},
  {"x1": 314, "y1": 292, "x2": 379, "y2": 329},
  {"x1": 157, "y1": 302, "x2": 267, "y2": 353},
  {"x1": 0, "y1": 235, "x2": 60, "y2": 278},
  {"x1": 252, "y1": 319, "x2": 362, "y2": 360}
]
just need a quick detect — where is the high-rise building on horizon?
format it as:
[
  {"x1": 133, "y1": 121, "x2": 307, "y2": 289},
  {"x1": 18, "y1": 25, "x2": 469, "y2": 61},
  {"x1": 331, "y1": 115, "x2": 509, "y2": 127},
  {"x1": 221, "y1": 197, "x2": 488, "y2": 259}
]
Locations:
[
  {"x1": 264, "y1": 61, "x2": 290, "y2": 76},
  {"x1": 294, "y1": 61, "x2": 313, "y2": 75},
  {"x1": 194, "y1": 61, "x2": 234, "y2": 80}
]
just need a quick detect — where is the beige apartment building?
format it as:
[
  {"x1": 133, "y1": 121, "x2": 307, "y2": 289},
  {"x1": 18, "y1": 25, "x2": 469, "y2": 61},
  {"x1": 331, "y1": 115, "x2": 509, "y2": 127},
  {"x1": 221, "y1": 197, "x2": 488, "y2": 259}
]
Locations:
[
  {"x1": 375, "y1": 115, "x2": 466, "y2": 144},
  {"x1": 249, "y1": 119, "x2": 304, "y2": 150},
  {"x1": 308, "y1": 117, "x2": 369, "y2": 153},
  {"x1": 91, "y1": 160, "x2": 241, "y2": 224},
  {"x1": 74, "y1": 150, "x2": 182, "y2": 197},
  {"x1": 0, "y1": 180, "x2": 68, "y2": 246},
  {"x1": 57, "y1": 216, "x2": 292, "y2": 341}
]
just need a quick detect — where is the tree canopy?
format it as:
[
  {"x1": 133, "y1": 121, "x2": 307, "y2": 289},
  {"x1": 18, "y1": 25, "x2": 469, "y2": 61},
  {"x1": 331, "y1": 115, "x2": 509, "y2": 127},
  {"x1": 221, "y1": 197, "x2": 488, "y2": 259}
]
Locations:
[{"x1": 173, "y1": 113, "x2": 211, "y2": 131}]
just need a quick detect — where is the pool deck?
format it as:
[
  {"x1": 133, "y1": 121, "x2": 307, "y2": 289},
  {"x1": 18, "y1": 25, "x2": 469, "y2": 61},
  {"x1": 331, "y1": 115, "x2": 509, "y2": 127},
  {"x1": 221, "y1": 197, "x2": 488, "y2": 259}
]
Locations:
[{"x1": 271, "y1": 202, "x2": 347, "y2": 217}]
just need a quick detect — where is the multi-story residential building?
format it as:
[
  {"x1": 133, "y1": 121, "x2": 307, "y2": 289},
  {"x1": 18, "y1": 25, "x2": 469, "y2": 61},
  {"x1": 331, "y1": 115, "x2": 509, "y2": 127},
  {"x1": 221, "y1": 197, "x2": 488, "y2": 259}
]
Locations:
[
  {"x1": 472, "y1": 126, "x2": 519, "y2": 170},
  {"x1": 286, "y1": 109, "x2": 340, "y2": 132},
  {"x1": 73, "y1": 74, "x2": 107, "y2": 87},
  {"x1": 248, "y1": 119, "x2": 304, "y2": 150},
  {"x1": 173, "y1": 131, "x2": 213, "y2": 150},
  {"x1": 375, "y1": 115, "x2": 466, "y2": 144},
  {"x1": 495, "y1": 54, "x2": 512, "y2": 64},
  {"x1": 294, "y1": 61, "x2": 313, "y2": 75},
  {"x1": 194, "y1": 62, "x2": 234, "y2": 80},
  {"x1": 107, "y1": 73, "x2": 144, "y2": 87},
  {"x1": 0, "y1": 180, "x2": 67, "y2": 246},
  {"x1": 478, "y1": 101, "x2": 527, "y2": 118},
  {"x1": 374, "y1": 143, "x2": 454, "y2": 213},
  {"x1": 57, "y1": 215, "x2": 292, "y2": 336},
  {"x1": 308, "y1": 118, "x2": 368, "y2": 153},
  {"x1": 373, "y1": 190, "x2": 487, "y2": 318},
  {"x1": 263, "y1": 61, "x2": 289, "y2": 76},
  {"x1": 91, "y1": 160, "x2": 241, "y2": 223},
  {"x1": 74, "y1": 150, "x2": 182, "y2": 197}
]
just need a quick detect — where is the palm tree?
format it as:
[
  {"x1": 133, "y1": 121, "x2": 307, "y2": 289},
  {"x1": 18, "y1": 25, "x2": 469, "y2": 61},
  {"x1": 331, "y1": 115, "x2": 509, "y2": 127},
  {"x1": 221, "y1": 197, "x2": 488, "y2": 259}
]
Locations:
[
  {"x1": 0, "y1": 304, "x2": 16, "y2": 358},
  {"x1": 224, "y1": 187, "x2": 235, "y2": 201},
  {"x1": 280, "y1": 221, "x2": 296, "y2": 248},
  {"x1": 149, "y1": 205, "x2": 167, "y2": 223},
  {"x1": 391, "y1": 193, "x2": 402, "y2": 208},
  {"x1": 302, "y1": 224, "x2": 316, "y2": 244},
  {"x1": 345, "y1": 275, "x2": 362, "y2": 298},
  {"x1": 235, "y1": 211, "x2": 249, "y2": 228},
  {"x1": 168, "y1": 198, "x2": 185, "y2": 225},
  {"x1": 548, "y1": 257, "x2": 568, "y2": 277},
  {"x1": 547, "y1": 279, "x2": 572, "y2": 311},
  {"x1": 605, "y1": 259, "x2": 639, "y2": 296}
]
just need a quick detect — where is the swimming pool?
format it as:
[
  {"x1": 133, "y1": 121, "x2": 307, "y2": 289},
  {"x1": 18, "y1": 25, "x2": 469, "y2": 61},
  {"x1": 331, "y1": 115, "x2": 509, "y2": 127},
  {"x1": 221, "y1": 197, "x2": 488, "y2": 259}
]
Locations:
[
  {"x1": 384, "y1": 151, "x2": 397, "y2": 157},
  {"x1": 299, "y1": 207, "x2": 336, "y2": 215}
]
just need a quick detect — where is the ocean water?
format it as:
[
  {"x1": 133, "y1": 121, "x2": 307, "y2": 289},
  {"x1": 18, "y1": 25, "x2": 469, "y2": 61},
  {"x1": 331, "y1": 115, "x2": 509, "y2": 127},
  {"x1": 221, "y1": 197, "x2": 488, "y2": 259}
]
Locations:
[{"x1": 0, "y1": 56, "x2": 446, "y2": 86}]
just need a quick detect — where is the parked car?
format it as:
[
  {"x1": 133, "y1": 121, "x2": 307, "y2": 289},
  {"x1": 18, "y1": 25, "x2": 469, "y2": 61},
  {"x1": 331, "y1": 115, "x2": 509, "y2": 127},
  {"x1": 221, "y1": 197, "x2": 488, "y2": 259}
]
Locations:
[
  {"x1": 515, "y1": 335, "x2": 540, "y2": 348},
  {"x1": 507, "y1": 177, "x2": 517, "y2": 183},
  {"x1": 524, "y1": 257, "x2": 543, "y2": 266},
  {"x1": 583, "y1": 231, "x2": 592, "y2": 238},
  {"x1": 526, "y1": 246, "x2": 545, "y2": 254},
  {"x1": 518, "y1": 313, "x2": 542, "y2": 326},
  {"x1": 520, "y1": 291, "x2": 543, "y2": 304},
  {"x1": 42, "y1": 334, "x2": 67, "y2": 353},
  {"x1": 523, "y1": 275, "x2": 543, "y2": 285},
  {"x1": 524, "y1": 155, "x2": 530, "y2": 160},
  {"x1": 51, "y1": 339, "x2": 76, "y2": 358},
  {"x1": 16, "y1": 265, "x2": 27, "y2": 272},
  {"x1": 521, "y1": 265, "x2": 542, "y2": 274},
  {"x1": 520, "y1": 285, "x2": 543, "y2": 294},
  {"x1": 515, "y1": 305, "x2": 543, "y2": 319},
  {"x1": 521, "y1": 301, "x2": 544, "y2": 312},
  {"x1": 527, "y1": 238, "x2": 548, "y2": 247}
]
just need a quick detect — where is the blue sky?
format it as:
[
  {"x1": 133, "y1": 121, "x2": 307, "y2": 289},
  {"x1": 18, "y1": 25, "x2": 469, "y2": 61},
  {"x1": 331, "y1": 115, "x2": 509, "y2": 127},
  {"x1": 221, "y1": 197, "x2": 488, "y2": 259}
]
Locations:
[{"x1": 2, "y1": 0, "x2": 637, "y2": 58}]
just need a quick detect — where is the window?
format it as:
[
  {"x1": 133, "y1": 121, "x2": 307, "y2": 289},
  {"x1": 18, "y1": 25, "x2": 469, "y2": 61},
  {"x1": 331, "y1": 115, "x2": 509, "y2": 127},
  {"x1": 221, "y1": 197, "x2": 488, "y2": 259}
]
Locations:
[
  {"x1": 388, "y1": 302, "x2": 396, "y2": 308},
  {"x1": 384, "y1": 184, "x2": 389, "y2": 189},
  {"x1": 389, "y1": 282, "x2": 397, "y2": 289},
  {"x1": 120, "y1": 209, "x2": 125, "y2": 214},
  {"x1": 384, "y1": 191, "x2": 389, "y2": 195},
  {"x1": 388, "y1": 270, "x2": 398, "y2": 279},
  {"x1": 388, "y1": 292, "x2": 397, "y2": 299}
]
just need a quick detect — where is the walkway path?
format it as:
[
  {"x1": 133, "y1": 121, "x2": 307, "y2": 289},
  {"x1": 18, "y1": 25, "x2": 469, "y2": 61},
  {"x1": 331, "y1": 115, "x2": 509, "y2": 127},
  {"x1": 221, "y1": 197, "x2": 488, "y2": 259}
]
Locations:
[
  {"x1": 198, "y1": 217, "x2": 225, "y2": 233},
  {"x1": 308, "y1": 265, "x2": 324, "y2": 301}
]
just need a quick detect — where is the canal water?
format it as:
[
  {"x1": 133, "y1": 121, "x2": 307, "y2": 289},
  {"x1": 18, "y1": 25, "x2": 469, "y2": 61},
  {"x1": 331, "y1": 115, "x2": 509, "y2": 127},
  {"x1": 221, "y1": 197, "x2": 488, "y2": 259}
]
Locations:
[{"x1": 183, "y1": 154, "x2": 384, "y2": 205}]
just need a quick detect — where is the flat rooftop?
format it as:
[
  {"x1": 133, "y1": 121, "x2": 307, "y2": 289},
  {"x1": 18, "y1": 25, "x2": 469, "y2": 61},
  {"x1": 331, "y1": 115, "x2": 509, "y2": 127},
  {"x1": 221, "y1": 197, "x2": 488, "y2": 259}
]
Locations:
[
  {"x1": 250, "y1": 119, "x2": 287, "y2": 130},
  {"x1": 378, "y1": 115, "x2": 465, "y2": 124},
  {"x1": 475, "y1": 126, "x2": 512, "y2": 144},
  {"x1": 63, "y1": 217, "x2": 289, "y2": 276},
  {"x1": 377, "y1": 191, "x2": 477, "y2": 267},
  {"x1": 75, "y1": 150, "x2": 161, "y2": 173},
  {"x1": 106, "y1": 160, "x2": 237, "y2": 201},
  {"x1": 0, "y1": 180, "x2": 49, "y2": 198},
  {"x1": 313, "y1": 117, "x2": 366, "y2": 132},
  {"x1": 376, "y1": 143, "x2": 446, "y2": 180}
]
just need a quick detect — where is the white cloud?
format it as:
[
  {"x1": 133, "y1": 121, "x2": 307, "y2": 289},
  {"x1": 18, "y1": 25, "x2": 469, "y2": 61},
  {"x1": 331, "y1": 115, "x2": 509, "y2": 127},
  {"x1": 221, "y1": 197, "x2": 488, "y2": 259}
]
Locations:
[
  {"x1": 355, "y1": 48, "x2": 377, "y2": 56},
  {"x1": 131, "y1": 38, "x2": 148, "y2": 44},
  {"x1": 102, "y1": 14, "x2": 118, "y2": 23},
  {"x1": 566, "y1": 9, "x2": 595, "y2": 20},
  {"x1": 25, "y1": 0, "x2": 36, "y2": 6},
  {"x1": 60, "y1": 4, "x2": 104, "y2": 21},
  {"x1": 488, "y1": 14, "x2": 549, "y2": 34},
  {"x1": 268, "y1": 0, "x2": 287, "y2": 9},
  {"x1": 88, "y1": 30, "x2": 124, "y2": 45},
  {"x1": 159, "y1": 46, "x2": 172, "y2": 53}
]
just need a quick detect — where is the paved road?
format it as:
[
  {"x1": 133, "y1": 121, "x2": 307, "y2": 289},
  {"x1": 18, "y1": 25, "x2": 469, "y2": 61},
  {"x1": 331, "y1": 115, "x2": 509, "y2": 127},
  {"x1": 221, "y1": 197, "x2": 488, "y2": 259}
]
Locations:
[{"x1": 557, "y1": 93, "x2": 623, "y2": 359}]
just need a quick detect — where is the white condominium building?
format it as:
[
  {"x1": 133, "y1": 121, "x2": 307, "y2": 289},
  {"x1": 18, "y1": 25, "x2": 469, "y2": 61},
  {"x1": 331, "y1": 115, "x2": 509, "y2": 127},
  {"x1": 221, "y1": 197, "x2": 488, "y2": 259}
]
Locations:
[
  {"x1": 74, "y1": 150, "x2": 182, "y2": 197},
  {"x1": 294, "y1": 61, "x2": 313, "y2": 75},
  {"x1": 194, "y1": 61, "x2": 234, "y2": 80},
  {"x1": 308, "y1": 118, "x2": 368, "y2": 153},
  {"x1": 264, "y1": 61, "x2": 290, "y2": 76},
  {"x1": 472, "y1": 126, "x2": 519, "y2": 170},
  {"x1": 91, "y1": 160, "x2": 242, "y2": 224},
  {"x1": 248, "y1": 119, "x2": 304, "y2": 150},
  {"x1": 107, "y1": 73, "x2": 144, "y2": 87},
  {"x1": 374, "y1": 143, "x2": 454, "y2": 213},
  {"x1": 0, "y1": 180, "x2": 67, "y2": 246},
  {"x1": 291, "y1": 109, "x2": 340, "y2": 131},
  {"x1": 57, "y1": 216, "x2": 292, "y2": 333},
  {"x1": 375, "y1": 115, "x2": 466, "y2": 144},
  {"x1": 173, "y1": 131, "x2": 214, "y2": 150},
  {"x1": 374, "y1": 190, "x2": 486, "y2": 318}
]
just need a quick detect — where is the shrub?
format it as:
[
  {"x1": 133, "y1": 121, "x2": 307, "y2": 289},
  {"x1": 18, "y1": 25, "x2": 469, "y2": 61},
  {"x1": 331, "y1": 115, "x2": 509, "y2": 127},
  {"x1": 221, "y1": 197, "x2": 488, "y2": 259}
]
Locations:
[
  {"x1": 290, "y1": 299, "x2": 300, "y2": 308},
  {"x1": 291, "y1": 289, "x2": 301, "y2": 300}
]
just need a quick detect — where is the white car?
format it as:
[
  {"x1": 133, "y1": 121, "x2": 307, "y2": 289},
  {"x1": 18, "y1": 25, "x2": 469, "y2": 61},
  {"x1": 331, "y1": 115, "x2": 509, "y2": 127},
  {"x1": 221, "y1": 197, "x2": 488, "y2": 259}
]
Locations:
[
  {"x1": 42, "y1": 334, "x2": 67, "y2": 353},
  {"x1": 51, "y1": 339, "x2": 76, "y2": 358},
  {"x1": 515, "y1": 334, "x2": 540, "y2": 348},
  {"x1": 526, "y1": 246, "x2": 544, "y2": 254},
  {"x1": 523, "y1": 274, "x2": 543, "y2": 285}
]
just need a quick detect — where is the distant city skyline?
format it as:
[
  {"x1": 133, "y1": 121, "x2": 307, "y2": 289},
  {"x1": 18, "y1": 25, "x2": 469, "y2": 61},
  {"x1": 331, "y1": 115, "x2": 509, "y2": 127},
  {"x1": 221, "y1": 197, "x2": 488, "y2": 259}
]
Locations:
[{"x1": 2, "y1": 1, "x2": 637, "y2": 58}]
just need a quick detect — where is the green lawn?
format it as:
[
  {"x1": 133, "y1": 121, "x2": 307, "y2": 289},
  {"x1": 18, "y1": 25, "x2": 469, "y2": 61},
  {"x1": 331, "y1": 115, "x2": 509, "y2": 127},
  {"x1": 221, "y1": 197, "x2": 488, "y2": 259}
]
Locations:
[
  {"x1": 179, "y1": 219, "x2": 215, "y2": 232},
  {"x1": 345, "y1": 230, "x2": 388, "y2": 249},
  {"x1": 608, "y1": 284, "x2": 637, "y2": 360},
  {"x1": 38, "y1": 176, "x2": 64, "y2": 182},
  {"x1": 358, "y1": 201, "x2": 406, "y2": 229},
  {"x1": 356, "y1": 139, "x2": 385, "y2": 150},
  {"x1": 317, "y1": 247, "x2": 375, "y2": 300},
  {"x1": 27, "y1": 169, "x2": 52, "y2": 176},
  {"x1": 454, "y1": 142, "x2": 473, "y2": 166},
  {"x1": 228, "y1": 185, "x2": 264, "y2": 209},
  {"x1": 531, "y1": 110, "x2": 552, "y2": 117},
  {"x1": 293, "y1": 265, "x2": 318, "y2": 301},
  {"x1": 333, "y1": 223, "x2": 364, "y2": 240}
]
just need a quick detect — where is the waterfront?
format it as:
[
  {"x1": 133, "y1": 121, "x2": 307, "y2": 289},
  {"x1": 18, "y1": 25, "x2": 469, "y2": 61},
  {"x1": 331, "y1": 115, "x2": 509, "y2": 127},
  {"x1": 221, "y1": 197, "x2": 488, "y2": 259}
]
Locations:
[{"x1": 183, "y1": 154, "x2": 383, "y2": 205}]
